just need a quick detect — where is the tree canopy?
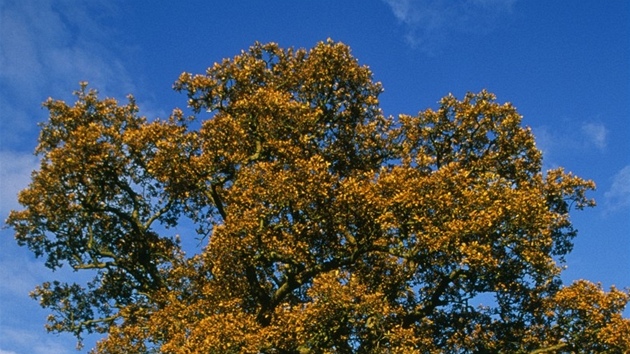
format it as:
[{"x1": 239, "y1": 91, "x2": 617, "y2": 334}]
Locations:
[{"x1": 7, "y1": 40, "x2": 630, "y2": 353}]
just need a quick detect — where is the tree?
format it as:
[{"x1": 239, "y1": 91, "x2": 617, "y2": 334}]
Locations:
[{"x1": 7, "y1": 40, "x2": 630, "y2": 353}]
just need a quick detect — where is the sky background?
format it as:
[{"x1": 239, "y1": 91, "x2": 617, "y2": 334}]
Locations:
[{"x1": 0, "y1": 1, "x2": 628, "y2": 353}]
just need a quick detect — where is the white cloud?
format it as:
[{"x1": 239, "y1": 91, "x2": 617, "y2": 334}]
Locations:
[
  {"x1": 382, "y1": 0, "x2": 517, "y2": 52},
  {"x1": 581, "y1": 122, "x2": 608, "y2": 150},
  {"x1": 0, "y1": 151, "x2": 40, "y2": 218},
  {"x1": 0, "y1": 1, "x2": 136, "y2": 150},
  {"x1": 532, "y1": 120, "x2": 609, "y2": 168},
  {"x1": 604, "y1": 165, "x2": 630, "y2": 212},
  {"x1": 0, "y1": 1, "x2": 132, "y2": 98},
  {"x1": 0, "y1": 256, "x2": 39, "y2": 298},
  {"x1": 0, "y1": 327, "x2": 80, "y2": 354}
]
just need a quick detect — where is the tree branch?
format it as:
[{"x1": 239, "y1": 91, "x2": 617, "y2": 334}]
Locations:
[
  {"x1": 210, "y1": 183, "x2": 227, "y2": 221},
  {"x1": 530, "y1": 343, "x2": 568, "y2": 353},
  {"x1": 72, "y1": 261, "x2": 114, "y2": 270},
  {"x1": 143, "y1": 199, "x2": 174, "y2": 230},
  {"x1": 403, "y1": 268, "x2": 463, "y2": 326}
]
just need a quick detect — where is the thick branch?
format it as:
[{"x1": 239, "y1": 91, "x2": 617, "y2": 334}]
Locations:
[
  {"x1": 143, "y1": 200, "x2": 174, "y2": 230},
  {"x1": 403, "y1": 268, "x2": 463, "y2": 326},
  {"x1": 72, "y1": 261, "x2": 114, "y2": 270},
  {"x1": 265, "y1": 253, "x2": 360, "y2": 319},
  {"x1": 530, "y1": 343, "x2": 569, "y2": 353},
  {"x1": 109, "y1": 201, "x2": 143, "y2": 224},
  {"x1": 210, "y1": 183, "x2": 227, "y2": 221}
]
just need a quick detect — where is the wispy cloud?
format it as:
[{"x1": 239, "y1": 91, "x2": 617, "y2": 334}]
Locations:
[
  {"x1": 581, "y1": 122, "x2": 608, "y2": 151},
  {"x1": 0, "y1": 1, "x2": 132, "y2": 98},
  {"x1": 533, "y1": 120, "x2": 609, "y2": 167},
  {"x1": 0, "y1": 1, "x2": 134, "y2": 150},
  {"x1": 604, "y1": 165, "x2": 630, "y2": 212},
  {"x1": 382, "y1": 0, "x2": 517, "y2": 52},
  {"x1": 0, "y1": 327, "x2": 79, "y2": 354},
  {"x1": 0, "y1": 151, "x2": 39, "y2": 218}
]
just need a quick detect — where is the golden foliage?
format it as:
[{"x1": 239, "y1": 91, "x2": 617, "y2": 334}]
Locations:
[{"x1": 7, "y1": 41, "x2": 627, "y2": 353}]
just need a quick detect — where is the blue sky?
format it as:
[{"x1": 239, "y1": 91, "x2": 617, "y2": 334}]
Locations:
[{"x1": 0, "y1": 1, "x2": 628, "y2": 352}]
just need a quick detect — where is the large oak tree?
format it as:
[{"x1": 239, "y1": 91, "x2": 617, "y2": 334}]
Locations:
[{"x1": 7, "y1": 40, "x2": 630, "y2": 353}]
